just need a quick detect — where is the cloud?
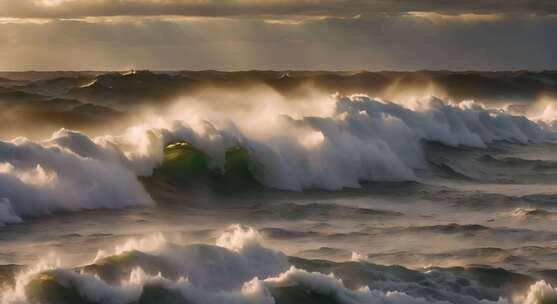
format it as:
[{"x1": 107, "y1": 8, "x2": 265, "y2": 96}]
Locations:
[
  {"x1": 0, "y1": 14, "x2": 557, "y2": 70},
  {"x1": 1, "y1": 0, "x2": 557, "y2": 19},
  {"x1": 0, "y1": 0, "x2": 556, "y2": 70}
]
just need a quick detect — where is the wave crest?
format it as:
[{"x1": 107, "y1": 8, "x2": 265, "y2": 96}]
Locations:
[{"x1": 0, "y1": 94, "x2": 555, "y2": 224}]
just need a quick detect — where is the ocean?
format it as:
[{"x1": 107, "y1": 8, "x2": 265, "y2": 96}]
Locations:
[{"x1": 0, "y1": 71, "x2": 557, "y2": 303}]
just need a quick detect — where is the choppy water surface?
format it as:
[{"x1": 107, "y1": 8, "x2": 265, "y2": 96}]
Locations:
[
  {"x1": 1, "y1": 75, "x2": 557, "y2": 303},
  {"x1": 1, "y1": 141, "x2": 556, "y2": 303}
]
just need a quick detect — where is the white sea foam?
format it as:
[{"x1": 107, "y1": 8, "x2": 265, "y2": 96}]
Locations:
[
  {"x1": 519, "y1": 280, "x2": 557, "y2": 304},
  {"x1": 0, "y1": 225, "x2": 511, "y2": 304},
  {"x1": 0, "y1": 94, "x2": 555, "y2": 224},
  {"x1": 0, "y1": 129, "x2": 154, "y2": 225}
]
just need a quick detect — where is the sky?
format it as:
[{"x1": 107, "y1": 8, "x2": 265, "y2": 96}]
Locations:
[{"x1": 0, "y1": 0, "x2": 556, "y2": 71}]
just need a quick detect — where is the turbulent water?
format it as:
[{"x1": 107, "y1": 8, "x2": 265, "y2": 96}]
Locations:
[{"x1": 1, "y1": 71, "x2": 557, "y2": 303}]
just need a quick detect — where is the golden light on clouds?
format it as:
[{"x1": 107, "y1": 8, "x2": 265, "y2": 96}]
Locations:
[
  {"x1": 0, "y1": 17, "x2": 49, "y2": 24},
  {"x1": 0, "y1": 0, "x2": 556, "y2": 70},
  {"x1": 34, "y1": 0, "x2": 74, "y2": 7},
  {"x1": 1, "y1": 0, "x2": 556, "y2": 20},
  {"x1": 406, "y1": 12, "x2": 504, "y2": 23}
]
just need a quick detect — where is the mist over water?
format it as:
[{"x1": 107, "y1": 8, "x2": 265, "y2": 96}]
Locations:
[{"x1": 1, "y1": 71, "x2": 557, "y2": 303}]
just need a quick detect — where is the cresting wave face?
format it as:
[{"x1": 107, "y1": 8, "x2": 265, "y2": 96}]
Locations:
[
  {"x1": 0, "y1": 94, "x2": 556, "y2": 224},
  {"x1": 0, "y1": 224, "x2": 555, "y2": 304}
]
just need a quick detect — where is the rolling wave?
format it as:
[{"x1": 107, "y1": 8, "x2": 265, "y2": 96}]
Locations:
[
  {"x1": 1, "y1": 225, "x2": 555, "y2": 304},
  {"x1": 0, "y1": 94, "x2": 555, "y2": 224}
]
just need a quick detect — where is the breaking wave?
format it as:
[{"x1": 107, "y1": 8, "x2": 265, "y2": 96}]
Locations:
[
  {"x1": 2, "y1": 224, "x2": 548, "y2": 304},
  {"x1": 0, "y1": 129, "x2": 154, "y2": 225},
  {"x1": 0, "y1": 94, "x2": 555, "y2": 224}
]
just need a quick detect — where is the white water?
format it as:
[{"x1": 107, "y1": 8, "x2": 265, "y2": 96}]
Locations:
[{"x1": 0, "y1": 94, "x2": 555, "y2": 224}]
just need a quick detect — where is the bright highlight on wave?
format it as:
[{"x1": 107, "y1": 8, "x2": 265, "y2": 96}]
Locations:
[{"x1": 0, "y1": 94, "x2": 555, "y2": 225}]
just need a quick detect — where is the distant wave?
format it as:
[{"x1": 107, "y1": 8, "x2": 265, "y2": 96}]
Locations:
[
  {"x1": 0, "y1": 94, "x2": 555, "y2": 224},
  {"x1": 479, "y1": 154, "x2": 557, "y2": 171}
]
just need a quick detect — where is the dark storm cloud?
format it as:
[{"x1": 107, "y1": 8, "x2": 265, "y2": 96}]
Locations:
[
  {"x1": 1, "y1": 14, "x2": 556, "y2": 70},
  {"x1": 1, "y1": 0, "x2": 557, "y2": 19}
]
